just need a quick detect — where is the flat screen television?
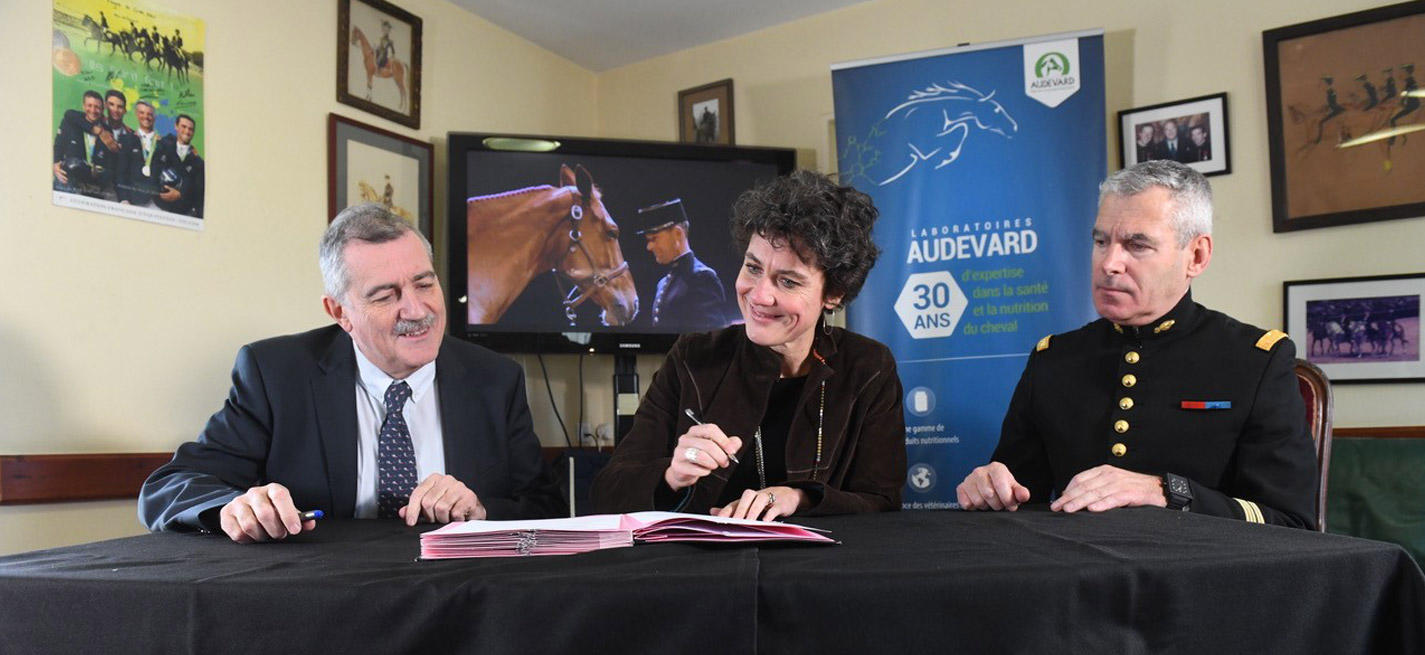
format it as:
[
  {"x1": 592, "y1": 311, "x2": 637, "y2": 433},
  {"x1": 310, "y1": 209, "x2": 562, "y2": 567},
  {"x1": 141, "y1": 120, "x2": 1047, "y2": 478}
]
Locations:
[{"x1": 447, "y1": 133, "x2": 796, "y2": 354}]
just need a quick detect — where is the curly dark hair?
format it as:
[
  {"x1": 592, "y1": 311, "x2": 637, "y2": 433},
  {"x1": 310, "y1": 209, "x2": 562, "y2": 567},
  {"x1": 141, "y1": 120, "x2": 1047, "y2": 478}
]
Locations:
[{"x1": 730, "y1": 170, "x2": 881, "y2": 309}]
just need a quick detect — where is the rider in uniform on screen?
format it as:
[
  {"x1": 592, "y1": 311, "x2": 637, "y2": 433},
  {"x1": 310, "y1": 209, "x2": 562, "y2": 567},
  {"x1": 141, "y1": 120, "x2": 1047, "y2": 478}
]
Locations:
[{"x1": 636, "y1": 198, "x2": 728, "y2": 332}]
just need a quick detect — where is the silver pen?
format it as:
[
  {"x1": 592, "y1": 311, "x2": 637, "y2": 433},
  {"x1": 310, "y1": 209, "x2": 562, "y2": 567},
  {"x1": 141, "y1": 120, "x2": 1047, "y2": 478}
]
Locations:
[{"x1": 683, "y1": 408, "x2": 741, "y2": 465}]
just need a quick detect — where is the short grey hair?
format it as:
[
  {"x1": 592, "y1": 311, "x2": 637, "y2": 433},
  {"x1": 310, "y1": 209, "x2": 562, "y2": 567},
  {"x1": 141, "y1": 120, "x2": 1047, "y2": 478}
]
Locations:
[
  {"x1": 1098, "y1": 160, "x2": 1213, "y2": 247},
  {"x1": 319, "y1": 203, "x2": 433, "y2": 299}
]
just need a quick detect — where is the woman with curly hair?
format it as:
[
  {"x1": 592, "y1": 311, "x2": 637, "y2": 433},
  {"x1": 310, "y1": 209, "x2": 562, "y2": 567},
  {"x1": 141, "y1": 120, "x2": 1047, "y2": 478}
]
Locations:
[{"x1": 592, "y1": 170, "x2": 906, "y2": 520}]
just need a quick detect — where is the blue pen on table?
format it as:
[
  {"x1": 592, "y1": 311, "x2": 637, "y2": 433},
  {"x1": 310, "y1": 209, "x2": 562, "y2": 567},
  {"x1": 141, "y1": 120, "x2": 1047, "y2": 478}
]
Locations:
[
  {"x1": 683, "y1": 409, "x2": 741, "y2": 465},
  {"x1": 298, "y1": 510, "x2": 325, "y2": 522}
]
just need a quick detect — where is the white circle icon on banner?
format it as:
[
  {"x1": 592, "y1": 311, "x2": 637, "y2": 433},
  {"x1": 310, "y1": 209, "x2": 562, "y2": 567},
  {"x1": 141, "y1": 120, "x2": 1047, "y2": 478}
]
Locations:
[
  {"x1": 906, "y1": 386, "x2": 936, "y2": 417},
  {"x1": 907, "y1": 463, "x2": 937, "y2": 492}
]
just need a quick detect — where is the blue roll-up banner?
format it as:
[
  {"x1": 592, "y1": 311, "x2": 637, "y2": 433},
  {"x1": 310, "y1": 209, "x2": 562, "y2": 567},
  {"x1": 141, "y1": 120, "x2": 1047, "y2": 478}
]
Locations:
[{"x1": 832, "y1": 30, "x2": 1105, "y2": 509}]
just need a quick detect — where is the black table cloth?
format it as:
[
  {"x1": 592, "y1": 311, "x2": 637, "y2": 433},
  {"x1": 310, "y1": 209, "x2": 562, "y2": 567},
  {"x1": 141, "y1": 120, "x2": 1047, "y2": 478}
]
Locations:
[{"x1": 1, "y1": 507, "x2": 1421, "y2": 654}]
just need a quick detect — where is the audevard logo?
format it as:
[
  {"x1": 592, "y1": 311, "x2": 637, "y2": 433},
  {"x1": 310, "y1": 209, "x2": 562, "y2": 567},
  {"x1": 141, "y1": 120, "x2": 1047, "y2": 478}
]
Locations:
[
  {"x1": 1023, "y1": 38, "x2": 1082, "y2": 108},
  {"x1": 1035, "y1": 52, "x2": 1070, "y2": 78}
]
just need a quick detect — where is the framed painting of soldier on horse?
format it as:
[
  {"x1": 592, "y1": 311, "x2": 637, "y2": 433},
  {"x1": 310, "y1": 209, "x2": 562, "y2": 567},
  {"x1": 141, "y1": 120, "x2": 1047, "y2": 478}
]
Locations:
[
  {"x1": 327, "y1": 113, "x2": 432, "y2": 238},
  {"x1": 1285, "y1": 273, "x2": 1425, "y2": 383},
  {"x1": 1264, "y1": 2, "x2": 1425, "y2": 233},
  {"x1": 338, "y1": 0, "x2": 422, "y2": 129}
]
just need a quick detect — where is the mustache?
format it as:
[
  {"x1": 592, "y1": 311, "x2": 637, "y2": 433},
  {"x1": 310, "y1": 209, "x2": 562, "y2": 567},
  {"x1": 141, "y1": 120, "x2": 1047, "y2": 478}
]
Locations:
[
  {"x1": 1095, "y1": 276, "x2": 1133, "y2": 293},
  {"x1": 394, "y1": 314, "x2": 437, "y2": 336}
]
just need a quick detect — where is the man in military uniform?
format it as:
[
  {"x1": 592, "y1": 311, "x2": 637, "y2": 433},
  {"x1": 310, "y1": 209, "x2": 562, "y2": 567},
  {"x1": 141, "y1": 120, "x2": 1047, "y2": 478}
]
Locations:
[
  {"x1": 956, "y1": 160, "x2": 1317, "y2": 529},
  {"x1": 636, "y1": 198, "x2": 728, "y2": 331}
]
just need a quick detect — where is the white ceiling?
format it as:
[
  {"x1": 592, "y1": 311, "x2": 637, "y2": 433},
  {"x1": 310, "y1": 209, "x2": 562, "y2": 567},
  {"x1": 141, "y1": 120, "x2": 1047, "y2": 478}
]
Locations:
[{"x1": 449, "y1": 0, "x2": 870, "y2": 71}]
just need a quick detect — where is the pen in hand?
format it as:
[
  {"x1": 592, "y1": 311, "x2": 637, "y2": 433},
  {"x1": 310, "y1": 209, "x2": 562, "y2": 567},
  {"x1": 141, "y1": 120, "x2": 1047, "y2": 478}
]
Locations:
[
  {"x1": 683, "y1": 409, "x2": 741, "y2": 465},
  {"x1": 298, "y1": 510, "x2": 325, "y2": 522}
]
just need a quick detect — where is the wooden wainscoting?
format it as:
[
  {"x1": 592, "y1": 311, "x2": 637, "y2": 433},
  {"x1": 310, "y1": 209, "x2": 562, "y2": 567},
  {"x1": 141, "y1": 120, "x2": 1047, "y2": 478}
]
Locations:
[{"x1": 0, "y1": 453, "x2": 172, "y2": 505}]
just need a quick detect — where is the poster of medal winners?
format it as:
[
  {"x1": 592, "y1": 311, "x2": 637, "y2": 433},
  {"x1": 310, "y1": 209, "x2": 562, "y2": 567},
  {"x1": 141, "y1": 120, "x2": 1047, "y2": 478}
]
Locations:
[{"x1": 52, "y1": 0, "x2": 205, "y2": 230}]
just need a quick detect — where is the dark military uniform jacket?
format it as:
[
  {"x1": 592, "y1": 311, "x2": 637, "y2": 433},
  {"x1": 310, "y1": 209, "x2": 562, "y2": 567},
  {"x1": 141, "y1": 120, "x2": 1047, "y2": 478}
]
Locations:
[
  {"x1": 651, "y1": 252, "x2": 726, "y2": 330},
  {"x1": 52, "y1": 110, "x2": 126, "y2": 198},
  {"x1": 993, "y1": 291, "x2": 1317, "y2": 528},
  {"x1": 150, "y1": 134, "x2": 205, "y2": 218}
]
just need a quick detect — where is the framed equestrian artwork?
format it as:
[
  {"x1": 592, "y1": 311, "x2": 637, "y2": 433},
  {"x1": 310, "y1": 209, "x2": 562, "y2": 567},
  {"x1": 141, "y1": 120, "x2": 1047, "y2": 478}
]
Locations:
[
  {"x1": 1284, "y1": 272, "x2": 1425, "y2": 383},
  {"x1": 1263, "y1": 2, "x2": 1425, "y2": 233},
  {"x1": 1117, "y1": 93, "x2": 1230, "y2": 176},
  {"x1": 50, "y1": 0, "x2": 207, "y2": 231},
  {"x1": 337, "y1": 0, "x2": 422, "y2": 129},
  {"x1": 327, "y1": 113, "x2": 433, "y2": 238},
  {"x1": 678, "y1": 79, "x2": 735, "y2": 145}
]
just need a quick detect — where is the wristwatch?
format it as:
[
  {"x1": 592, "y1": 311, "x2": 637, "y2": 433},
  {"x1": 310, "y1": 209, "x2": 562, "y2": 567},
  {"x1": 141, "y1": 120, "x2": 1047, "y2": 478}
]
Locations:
[{"x1": 1163, "y1": 473, "x2": 1192, "y2": 511}]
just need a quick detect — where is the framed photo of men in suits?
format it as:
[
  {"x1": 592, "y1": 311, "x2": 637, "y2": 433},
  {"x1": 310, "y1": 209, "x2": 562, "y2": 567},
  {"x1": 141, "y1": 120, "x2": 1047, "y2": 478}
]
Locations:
[{"x1": 1117, "y1": 92, "x2": 1230, "y2": 177}]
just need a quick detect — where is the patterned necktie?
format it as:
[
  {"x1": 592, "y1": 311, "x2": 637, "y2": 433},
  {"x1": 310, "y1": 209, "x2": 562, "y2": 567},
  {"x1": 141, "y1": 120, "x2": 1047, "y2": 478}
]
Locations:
[{"x1": 377, "y1": 381, "x2": 416, "y2": 518}]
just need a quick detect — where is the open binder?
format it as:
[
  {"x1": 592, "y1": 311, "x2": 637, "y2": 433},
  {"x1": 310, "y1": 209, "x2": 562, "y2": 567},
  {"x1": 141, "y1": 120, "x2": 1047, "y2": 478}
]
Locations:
[{"x1": 420, "y1": 511, "x2": 836, "y2": 559}]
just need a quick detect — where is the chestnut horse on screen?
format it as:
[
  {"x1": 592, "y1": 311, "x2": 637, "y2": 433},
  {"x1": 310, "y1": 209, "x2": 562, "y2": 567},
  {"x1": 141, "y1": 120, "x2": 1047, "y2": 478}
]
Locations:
[{"x1": 466, "y1": 164, "x2": 639, "y2": 326}]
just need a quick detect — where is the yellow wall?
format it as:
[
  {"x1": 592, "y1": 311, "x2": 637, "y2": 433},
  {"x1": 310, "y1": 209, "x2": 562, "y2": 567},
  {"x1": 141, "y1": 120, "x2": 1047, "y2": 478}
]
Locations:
[
  {"x1": 3, "y1": 0, "x2": 1421, "y2": 554},
  {"x1": 0, "y1": 0, "x2": 598, "y2": 553},
  {"x1": 595, "y1": 0, "x2": 1425, "y2": 427}
]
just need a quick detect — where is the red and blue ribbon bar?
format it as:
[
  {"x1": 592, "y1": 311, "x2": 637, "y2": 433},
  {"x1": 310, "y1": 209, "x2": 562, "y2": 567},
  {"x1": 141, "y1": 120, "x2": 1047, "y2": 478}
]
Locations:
[{"x1": 1180, "y1": 400, "x2": 1232, "y2": 410}]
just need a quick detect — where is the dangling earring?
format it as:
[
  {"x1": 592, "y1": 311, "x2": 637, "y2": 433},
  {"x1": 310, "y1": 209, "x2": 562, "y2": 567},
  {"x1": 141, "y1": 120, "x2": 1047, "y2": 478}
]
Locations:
[{"x1": 822, "y1": 308, "x2": 834, "y2": 335}]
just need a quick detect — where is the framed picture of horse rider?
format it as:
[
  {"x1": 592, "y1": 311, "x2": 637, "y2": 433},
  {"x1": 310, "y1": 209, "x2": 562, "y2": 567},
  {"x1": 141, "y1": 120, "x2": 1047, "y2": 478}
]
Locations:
[
  {"x1": 1284, "y1": 272, "x2": 1425, "y2": 383},
  {"x1": 337, "y1": 0, "x2": 422, "y2": 129},
  {"x1": 328, "y1": 113, "x2": 433, "y2": 239},
  {"x1": 678, "y1": 79, "x2": 735, "y2": 145},
  {"x1": 1263, "y1": 2, "x2": 1425, "y2": 233}
]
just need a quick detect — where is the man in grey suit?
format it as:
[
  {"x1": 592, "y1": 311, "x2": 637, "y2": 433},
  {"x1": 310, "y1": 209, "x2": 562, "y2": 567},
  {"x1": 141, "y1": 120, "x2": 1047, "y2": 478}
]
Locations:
[{"x1": 140, "y1": 204, "x2": 564, "y2": 543}]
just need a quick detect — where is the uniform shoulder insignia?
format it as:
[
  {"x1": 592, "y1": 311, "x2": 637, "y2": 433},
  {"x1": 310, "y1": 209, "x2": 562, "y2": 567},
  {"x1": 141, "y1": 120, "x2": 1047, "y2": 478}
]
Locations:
[
  {"x1": 1255, "y1": 329, "x2": 1288, "y2": 351},
  {"x1": 1035, "y1": 335, "x2": 1052, "y2": 352}
]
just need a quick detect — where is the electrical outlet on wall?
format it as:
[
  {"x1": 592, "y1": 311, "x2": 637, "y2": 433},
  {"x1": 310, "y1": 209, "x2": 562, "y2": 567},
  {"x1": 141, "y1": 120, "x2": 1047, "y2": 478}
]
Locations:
[{"x1": 577, "y1": 422, "x2": 595, "y2": 446}]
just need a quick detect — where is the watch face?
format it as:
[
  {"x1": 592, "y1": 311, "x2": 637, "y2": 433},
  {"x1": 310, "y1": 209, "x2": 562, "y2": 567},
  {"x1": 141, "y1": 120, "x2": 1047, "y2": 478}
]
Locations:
[{"x1": 1170, "y1": 478, "x2": 1190, "y2": 496}]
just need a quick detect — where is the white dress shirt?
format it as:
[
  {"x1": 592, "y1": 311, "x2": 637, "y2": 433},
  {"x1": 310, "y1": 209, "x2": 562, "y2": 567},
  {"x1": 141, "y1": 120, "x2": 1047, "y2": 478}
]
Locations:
[{"x1": 351, "y1": 344, "x2": 445, "y2": 518}]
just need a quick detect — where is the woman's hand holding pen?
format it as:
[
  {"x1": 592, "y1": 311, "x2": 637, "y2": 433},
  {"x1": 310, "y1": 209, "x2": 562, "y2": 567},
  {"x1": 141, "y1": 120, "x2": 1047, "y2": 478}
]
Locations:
[
  {"x1": 713, "y1": 486, "x2": 806, "y2": 522},
  {"x1": 664, "y1": 423, "x2": 743, "y2": 491}
]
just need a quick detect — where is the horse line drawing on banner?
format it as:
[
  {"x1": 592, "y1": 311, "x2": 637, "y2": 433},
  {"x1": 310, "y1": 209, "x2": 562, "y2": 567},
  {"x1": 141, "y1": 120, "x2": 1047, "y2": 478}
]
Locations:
[{"x1": 840, "y1": 81, "x2": 1019, "y2": 187}]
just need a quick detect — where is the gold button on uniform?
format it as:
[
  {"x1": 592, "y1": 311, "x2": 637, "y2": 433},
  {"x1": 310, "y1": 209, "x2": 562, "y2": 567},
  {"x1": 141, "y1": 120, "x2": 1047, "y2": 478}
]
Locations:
[
  {"x1": 1121, "y1": 374, "x2": 1137, "y2": 388},
  {"x1": 1119, "y1": 397, "x2": 1134, "y2": 410},
  {"x1": 1124, "y1": 351, "x2": 1140, "y2": 364},
  {"x1": 1111, "y1": 443, "x2": 1127, "y2": 457},
  {"x1": 1114, "y1": 420, "x2": 1129, "y2": 433}
]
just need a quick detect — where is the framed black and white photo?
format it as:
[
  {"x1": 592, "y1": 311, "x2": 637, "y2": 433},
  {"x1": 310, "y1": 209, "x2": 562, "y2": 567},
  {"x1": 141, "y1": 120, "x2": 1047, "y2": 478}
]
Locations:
[
  {"x1": 327, "y1": 113, "x2": 433, "y2": 238},
  {"x1": 1118, "y1": 92, "x2": 1230, "y2": 176},
  {"x1": 1284, "y1": 272, "x2": 1424, "y2": 383},
  {"x1": 337, "y1": 0, "x2": 422, "y2": 129}
]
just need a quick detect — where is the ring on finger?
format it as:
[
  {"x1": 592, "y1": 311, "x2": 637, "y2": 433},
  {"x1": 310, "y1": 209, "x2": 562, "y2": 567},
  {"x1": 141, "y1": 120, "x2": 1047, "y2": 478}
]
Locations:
[
  {"x1": 684, "y1": 447, "x2": 699, "y2": 463},
  {"x1": 766, "y1": 492, "x2": 776, "y2": 507}
]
